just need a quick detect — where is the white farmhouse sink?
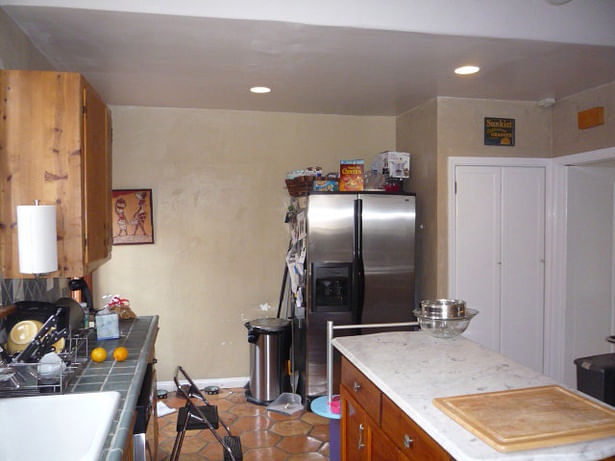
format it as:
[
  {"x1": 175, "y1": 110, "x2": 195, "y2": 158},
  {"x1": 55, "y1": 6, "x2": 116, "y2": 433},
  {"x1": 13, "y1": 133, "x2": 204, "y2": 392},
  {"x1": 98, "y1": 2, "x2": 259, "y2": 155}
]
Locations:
[{"x1": 0, "y1": 391, "x2": 120, "y2": 461}]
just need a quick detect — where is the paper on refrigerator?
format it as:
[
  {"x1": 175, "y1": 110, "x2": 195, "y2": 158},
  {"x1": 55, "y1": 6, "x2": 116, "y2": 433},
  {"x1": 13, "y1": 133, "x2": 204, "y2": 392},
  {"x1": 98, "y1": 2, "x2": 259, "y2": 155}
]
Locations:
[{"x1": 285, "y1": 243, "x2": 306, "y2": 296}]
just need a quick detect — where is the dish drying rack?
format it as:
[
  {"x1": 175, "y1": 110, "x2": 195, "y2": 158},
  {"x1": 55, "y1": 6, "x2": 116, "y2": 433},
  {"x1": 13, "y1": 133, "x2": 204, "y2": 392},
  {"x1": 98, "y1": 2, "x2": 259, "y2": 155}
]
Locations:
[{"x1": 0, "y1": 331, "x2": 89, "y2": 397}]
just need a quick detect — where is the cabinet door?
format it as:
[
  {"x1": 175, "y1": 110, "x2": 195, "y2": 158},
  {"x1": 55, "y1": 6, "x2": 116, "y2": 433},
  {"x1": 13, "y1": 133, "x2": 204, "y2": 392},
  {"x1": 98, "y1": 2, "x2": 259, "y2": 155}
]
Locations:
[
  {"x1": 381, "y1": 395, "x2": 451, "y2": 461},
  {"x1": 82, "y1": 80, "x2": 112, "y2": 271},
  {"x1": 372, "y1": 424, "x2": 409, "y2": 461},
  {"x1": 341, "y1": 386, "x2": 370, "y2": 461},
  {"x1": 0, "y1": 70, "x2": 83, "y2": 277}
]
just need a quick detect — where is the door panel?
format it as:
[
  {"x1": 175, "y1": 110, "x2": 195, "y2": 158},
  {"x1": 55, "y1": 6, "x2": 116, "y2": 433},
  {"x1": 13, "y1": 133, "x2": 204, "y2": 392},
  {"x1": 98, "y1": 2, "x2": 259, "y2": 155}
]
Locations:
[
  {"x1": 454, "y1": 165, "x2": 546, "y2": 373},
  {"x1": 454, "y1": 166, "x2": 502, "y2": 352},
  {"x1": 360, "y1": 194, "x2": 416, "y2": 323},
  {"x1": 306, "y1": 194, "x2": 356, "y2": 396},
  {"x1": 500, "y1": 167, "x2": 545, "y2": 372},
  {"x1": 341, "y1": 387, "x2": 370, "y2": 461},
  {"x1": 307, "y1": 194, "x2": 355, "y2": 263},
  {"x1": 564, "y1": 166, "x2": 615, "y2": 385},
  {"x1": 372, "y1": 425, "x2": 408, "y2": 461},
  {"x1": 83, "y1": 81, "x2": 111, "y2": 269}
]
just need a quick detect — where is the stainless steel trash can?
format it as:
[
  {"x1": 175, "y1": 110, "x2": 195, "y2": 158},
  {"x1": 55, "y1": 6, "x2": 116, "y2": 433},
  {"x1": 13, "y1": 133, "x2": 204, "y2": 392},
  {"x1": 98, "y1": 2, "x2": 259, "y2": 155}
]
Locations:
[{"x1": 245, "y1": 318, "x2": 291, "y2": 405}]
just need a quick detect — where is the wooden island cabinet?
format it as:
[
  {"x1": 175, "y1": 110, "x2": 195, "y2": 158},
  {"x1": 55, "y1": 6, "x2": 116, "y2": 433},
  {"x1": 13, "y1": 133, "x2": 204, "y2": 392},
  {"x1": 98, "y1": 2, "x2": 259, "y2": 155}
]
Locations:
[
  {"x1": 0, "y1": 70, "x2": 112, "y2": 277},
  {"x1": 340, "y1": 355, "x2": 615, "y2": 461},
  {"x1": 340, "y1": 356, "x2": 454, "y2": 461}
]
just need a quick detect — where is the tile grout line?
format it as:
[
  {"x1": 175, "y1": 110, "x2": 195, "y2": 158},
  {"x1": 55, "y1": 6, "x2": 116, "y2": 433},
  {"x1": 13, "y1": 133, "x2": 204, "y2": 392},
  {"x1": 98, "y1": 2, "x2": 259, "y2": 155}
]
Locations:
[{"x1": 155, "y1": 387, "x2": 330, "y2": 460}]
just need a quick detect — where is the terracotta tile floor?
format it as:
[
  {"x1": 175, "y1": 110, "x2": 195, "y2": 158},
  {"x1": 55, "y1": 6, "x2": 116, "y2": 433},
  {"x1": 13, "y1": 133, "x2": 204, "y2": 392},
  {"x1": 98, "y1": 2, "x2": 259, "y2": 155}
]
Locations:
[{"x1": 156, "y1": 388, "x2": 330, "y2": 460}]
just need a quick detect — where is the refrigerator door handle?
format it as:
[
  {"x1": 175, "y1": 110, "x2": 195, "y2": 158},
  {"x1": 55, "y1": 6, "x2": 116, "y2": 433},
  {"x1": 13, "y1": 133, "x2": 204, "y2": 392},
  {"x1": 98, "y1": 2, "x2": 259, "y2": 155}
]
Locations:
[{"x1": 353, "y1": 198, "x2": 365, "y2": 323}]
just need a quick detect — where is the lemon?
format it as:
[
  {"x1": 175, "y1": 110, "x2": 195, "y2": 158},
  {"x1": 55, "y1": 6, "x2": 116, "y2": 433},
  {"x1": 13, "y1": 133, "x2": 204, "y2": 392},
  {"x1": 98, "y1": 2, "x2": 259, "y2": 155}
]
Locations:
[
  {"x1": 113, "y1": 346, "x2": 128, "y2": 362},
  {"x1": 90, "y1": 347, "x2": 107, "y2": 362}
]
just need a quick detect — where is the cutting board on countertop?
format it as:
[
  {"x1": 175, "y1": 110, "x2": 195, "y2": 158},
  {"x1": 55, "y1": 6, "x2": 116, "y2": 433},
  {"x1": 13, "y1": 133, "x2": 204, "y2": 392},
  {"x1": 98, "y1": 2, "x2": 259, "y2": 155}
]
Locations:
[{"x1": 433, "y1": 385, "x2": 615, "y2": 453}]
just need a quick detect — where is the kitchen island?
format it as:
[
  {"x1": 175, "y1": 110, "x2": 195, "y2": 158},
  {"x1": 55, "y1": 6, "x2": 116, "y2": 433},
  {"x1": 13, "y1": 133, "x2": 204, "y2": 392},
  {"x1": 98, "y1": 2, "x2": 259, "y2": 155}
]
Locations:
[
  {"x1": 333, "y1": 331, "x2": 615, "y2": 461},
  {"x1": 67, "y1": 315, "x2": 159, "y2": 461}
]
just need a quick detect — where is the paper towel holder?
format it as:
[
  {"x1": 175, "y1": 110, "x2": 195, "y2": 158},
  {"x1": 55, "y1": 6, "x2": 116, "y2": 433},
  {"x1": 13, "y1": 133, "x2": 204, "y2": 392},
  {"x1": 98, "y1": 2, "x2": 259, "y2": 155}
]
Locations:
[{"x1": 16, "y1": 200, "x2": 58, "y2": 276}]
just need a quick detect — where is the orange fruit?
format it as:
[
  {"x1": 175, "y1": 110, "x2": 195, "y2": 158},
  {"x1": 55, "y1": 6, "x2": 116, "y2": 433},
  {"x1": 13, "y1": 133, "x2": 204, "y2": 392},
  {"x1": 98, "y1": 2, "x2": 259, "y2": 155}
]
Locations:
[
  {"x1": 91, "y1": 347, "x2": 107, "y2": 362},
  {"x1": 113, "y1": 346, "x2": 128, "y2": 362}
]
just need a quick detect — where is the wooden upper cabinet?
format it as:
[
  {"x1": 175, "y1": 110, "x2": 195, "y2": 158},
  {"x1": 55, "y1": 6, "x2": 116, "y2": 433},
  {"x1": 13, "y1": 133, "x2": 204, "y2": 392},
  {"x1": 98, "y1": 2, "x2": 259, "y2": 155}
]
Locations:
[{"x1": 0, "y1": 70, "x2": 112, "y2": 278}]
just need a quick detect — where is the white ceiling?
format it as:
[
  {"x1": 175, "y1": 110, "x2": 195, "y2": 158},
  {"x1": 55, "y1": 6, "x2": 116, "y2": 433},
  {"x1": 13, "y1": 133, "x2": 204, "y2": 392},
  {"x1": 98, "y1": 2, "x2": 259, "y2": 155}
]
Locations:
[{"x1": 2, "y1": 0, "x2": 615, "y2": 115}]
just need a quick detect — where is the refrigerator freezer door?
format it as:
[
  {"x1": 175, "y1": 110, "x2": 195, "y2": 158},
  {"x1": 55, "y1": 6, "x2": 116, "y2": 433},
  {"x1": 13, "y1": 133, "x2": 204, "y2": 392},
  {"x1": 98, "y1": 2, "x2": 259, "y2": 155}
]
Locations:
[
  {"x1": 306, "y1": 194, "x2": 355, "y2": 263},
  {"x1": 359, "y1": 194, "x2": 416, "y2": 323},
  {"x1": 305, "y1": 194, "x2": 356, "y2": 398}
]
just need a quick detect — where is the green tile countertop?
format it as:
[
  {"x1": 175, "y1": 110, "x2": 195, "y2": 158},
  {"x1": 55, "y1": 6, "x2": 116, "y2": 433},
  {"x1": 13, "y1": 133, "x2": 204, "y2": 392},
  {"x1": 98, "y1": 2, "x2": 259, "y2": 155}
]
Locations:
[{"x1": 66, "y1": 315, "x2": 159, "y2": 461}]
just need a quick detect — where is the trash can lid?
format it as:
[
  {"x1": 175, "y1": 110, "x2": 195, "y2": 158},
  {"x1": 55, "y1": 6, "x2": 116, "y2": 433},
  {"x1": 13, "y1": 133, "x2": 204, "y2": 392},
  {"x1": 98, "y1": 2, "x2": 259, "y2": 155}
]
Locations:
[
  {"x1": 245, "y1": 318, "x2": 290, "y2": 333},
  {"x1": 574, "y1": 353, "x2": 615, "y2": 371}
]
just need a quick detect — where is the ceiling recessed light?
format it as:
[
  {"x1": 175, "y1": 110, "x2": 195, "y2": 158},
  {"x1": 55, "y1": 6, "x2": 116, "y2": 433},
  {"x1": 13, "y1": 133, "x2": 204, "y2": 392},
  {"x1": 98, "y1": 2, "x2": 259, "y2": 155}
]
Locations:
[
  {"x1": 250, "y1": 86, "x2": 271, "y2": 94},
  {"x1": 454, "y1": 65, "x2": 480, "y2": 75}
]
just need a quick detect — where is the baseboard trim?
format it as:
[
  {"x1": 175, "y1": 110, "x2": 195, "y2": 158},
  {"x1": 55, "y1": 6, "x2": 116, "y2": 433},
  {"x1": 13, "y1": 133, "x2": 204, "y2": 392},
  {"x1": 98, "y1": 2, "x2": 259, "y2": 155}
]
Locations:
[{"x1": 156, "y1": 376, "x2": 249, "y2": 392}]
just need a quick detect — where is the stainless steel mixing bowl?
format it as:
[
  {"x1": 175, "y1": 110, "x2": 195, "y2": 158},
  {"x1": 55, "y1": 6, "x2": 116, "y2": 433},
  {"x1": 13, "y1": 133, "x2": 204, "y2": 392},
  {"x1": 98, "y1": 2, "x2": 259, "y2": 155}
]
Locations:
[{"x1": 419, "y1": 299, "x2": 466, "y2": 319}]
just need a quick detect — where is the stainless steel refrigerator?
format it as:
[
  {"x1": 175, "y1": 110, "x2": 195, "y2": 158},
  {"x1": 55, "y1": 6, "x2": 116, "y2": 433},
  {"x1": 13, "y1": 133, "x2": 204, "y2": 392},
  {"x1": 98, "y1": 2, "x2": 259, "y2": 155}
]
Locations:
[{"x1": 290, "y1": 192, "x2": 416, "y2": 401}]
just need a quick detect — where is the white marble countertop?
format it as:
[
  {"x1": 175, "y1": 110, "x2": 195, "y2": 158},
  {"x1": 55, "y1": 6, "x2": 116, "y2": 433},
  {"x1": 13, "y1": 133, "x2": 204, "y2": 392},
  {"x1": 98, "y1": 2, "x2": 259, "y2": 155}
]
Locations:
[{"x1": 333, "y1": 331, "x2": 615, "y2": 461}]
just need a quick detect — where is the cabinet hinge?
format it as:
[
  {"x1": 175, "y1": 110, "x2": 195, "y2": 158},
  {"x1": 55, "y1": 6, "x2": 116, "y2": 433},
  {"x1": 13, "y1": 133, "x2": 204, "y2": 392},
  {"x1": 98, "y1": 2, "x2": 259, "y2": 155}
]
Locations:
[
  {"x1": 82, "y1": 105, "x2": 87, "y2": 115},
  {"x1": 454, "y1": 181, "x2": 458, "y2": 194}
]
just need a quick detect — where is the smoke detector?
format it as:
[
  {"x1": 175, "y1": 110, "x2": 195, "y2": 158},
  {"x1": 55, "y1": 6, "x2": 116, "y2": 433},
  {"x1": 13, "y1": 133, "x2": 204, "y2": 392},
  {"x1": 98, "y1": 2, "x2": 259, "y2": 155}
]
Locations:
[{"x1": 537, "y1": 98, "x2": 556, "y2": 108}]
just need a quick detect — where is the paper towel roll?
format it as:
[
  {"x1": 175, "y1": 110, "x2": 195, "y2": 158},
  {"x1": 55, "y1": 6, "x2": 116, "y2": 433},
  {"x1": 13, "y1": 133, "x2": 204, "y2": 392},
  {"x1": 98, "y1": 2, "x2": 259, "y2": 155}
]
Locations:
[{"x1": 16, "y1": 204, "x2": 58, "y2": 274}]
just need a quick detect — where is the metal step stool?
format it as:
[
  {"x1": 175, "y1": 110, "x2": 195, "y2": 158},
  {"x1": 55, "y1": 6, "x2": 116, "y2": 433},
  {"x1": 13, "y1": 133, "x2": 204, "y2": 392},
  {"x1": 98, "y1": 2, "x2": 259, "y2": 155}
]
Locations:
[{"x1": 169, "y1": 366, "x2": 243, "y2": 461}]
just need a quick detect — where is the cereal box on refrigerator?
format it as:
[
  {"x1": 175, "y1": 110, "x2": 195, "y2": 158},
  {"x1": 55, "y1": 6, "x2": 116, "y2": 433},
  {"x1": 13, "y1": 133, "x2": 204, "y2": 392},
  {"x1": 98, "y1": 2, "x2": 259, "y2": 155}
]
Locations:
[{"x1": 339, "y1": 160, "x2": 364, "y2": 191}]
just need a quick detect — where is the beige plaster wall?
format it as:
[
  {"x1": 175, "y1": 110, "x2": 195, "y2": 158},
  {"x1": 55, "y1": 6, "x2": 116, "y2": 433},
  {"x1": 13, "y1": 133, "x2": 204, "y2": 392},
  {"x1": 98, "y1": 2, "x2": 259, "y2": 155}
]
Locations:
[
  {"x1": 0, "y1": 9, "x2": 53, "y2": 70},
  {"x1": 552, "y1": 80, "x2": 615, "y2": 156},
  {"x1": 397, "y1": 97, "x2": 552, "y2": 298},
  {"x1": 93, "y1": 106, "x2": 395, "y2": 381},
  {"x1": 396, "y1": 99, "x2": 438, "y2": 301},
  {"x1": 436, "y1": 97, "x2": 552, "y2": 295},
  {"x1": 437, "y1": 97, "x2": 553, "y2": 158}
]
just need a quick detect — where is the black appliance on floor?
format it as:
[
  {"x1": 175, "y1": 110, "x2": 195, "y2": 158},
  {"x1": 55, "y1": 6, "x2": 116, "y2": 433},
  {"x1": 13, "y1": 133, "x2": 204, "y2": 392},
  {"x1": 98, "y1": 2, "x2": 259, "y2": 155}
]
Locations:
[{"x1": 133, "y1": 362, "x2": 158, "y2": 460}]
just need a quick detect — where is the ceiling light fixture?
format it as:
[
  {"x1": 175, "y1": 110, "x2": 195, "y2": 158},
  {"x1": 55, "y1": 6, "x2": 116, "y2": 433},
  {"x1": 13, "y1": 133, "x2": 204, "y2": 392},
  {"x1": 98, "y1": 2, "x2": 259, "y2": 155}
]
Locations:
[
  {"x1": 454, "y1": 65, "x2": 480, "y2": 75},
  {"x1": 250, "y1": 86, "x2": 271, "y2": 94}
]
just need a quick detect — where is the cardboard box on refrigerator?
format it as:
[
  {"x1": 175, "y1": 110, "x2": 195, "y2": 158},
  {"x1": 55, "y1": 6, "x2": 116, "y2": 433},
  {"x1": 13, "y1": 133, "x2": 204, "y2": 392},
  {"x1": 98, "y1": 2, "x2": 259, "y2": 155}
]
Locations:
[{"x1": 371, "y1": 151, "x2": 410, "y2": 178}]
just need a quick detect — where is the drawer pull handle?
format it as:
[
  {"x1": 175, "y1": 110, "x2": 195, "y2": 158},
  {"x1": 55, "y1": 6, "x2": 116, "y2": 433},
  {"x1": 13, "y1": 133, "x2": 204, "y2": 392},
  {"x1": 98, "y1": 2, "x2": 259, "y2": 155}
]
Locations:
[
  {"x1": 353, "y1": 381, "x2": 361, "y2": 392},
  {"x1": 358, "y1": 423, "x2": 366, "y2": 450},
  {"x1": 403, "y1": 434, "x2": 414, "y2": 448}
]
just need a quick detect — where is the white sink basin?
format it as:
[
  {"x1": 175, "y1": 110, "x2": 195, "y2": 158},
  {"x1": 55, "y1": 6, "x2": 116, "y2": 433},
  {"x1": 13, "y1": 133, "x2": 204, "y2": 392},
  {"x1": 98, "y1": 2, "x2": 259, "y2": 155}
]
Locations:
[{"x1": 0, "y1": 391, "x2": 120, "y2": 461}]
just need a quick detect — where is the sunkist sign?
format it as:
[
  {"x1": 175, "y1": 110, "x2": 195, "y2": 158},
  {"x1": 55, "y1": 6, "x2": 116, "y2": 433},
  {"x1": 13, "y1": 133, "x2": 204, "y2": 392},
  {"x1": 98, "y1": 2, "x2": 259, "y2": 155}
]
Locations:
[{"x1": 484, "y1": 117, "x2": 515, "y2": 146}]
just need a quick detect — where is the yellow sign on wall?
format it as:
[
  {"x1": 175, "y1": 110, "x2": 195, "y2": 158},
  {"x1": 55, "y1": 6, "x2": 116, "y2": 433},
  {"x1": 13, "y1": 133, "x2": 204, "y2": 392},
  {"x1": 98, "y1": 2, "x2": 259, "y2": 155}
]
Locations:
[{"x1": 484, "y1": 117, "x2": 515, "y2": 146}]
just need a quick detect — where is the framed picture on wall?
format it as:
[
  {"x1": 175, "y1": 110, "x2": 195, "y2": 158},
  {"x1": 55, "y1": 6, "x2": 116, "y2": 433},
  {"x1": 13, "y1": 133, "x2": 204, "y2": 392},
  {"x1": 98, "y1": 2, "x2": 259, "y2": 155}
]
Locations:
[
  {"x1": 112, "y1": 189, "x2": 154, "y2": 245},
  {"x1": 484, "y1": 117, "x2": 515, "y2": 146}
]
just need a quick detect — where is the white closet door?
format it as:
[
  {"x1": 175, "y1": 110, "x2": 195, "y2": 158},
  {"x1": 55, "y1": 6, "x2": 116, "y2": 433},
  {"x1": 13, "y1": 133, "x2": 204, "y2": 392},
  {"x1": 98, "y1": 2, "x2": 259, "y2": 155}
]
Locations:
[
  {"x1": 454, "y1": 165, "x2": 546, "y2": 373},
  {"x1": 454, "y1": 166, "x2": 501, "y2": 352},
  {"x1": 500, "y1": 167, "x2": 545, "y2": 372},
  {"x1": 564, "y1": 166, "x2": 615, "y2": 385}
]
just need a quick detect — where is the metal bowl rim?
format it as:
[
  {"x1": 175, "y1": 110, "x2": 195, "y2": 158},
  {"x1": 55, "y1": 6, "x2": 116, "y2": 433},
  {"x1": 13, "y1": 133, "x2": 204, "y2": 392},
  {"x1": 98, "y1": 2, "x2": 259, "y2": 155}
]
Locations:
[
  {"x1": 412, "y1": 308, "x2": 478, "y2": 320},
  {"x1": 418, "y1": 299, "x2": 467, "y2": 319}
]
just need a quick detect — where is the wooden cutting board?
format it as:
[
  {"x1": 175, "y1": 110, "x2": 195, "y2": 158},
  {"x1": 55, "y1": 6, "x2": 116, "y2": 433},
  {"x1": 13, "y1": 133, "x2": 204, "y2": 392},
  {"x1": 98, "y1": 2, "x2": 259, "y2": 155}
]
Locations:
[{"x1": 433, "y1": 385, "x2": 615, "y2": 453}]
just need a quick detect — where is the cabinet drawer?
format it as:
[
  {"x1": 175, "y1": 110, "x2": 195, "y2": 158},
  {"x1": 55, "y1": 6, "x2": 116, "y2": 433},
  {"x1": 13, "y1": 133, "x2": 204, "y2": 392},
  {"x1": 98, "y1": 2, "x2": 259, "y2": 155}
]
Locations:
[
  {"x1": 381, "y1": 394, "x2": 451, "y2": 461},
  {"x1": 341, "y1": 357, "x2": 382, "y2": 424}
]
